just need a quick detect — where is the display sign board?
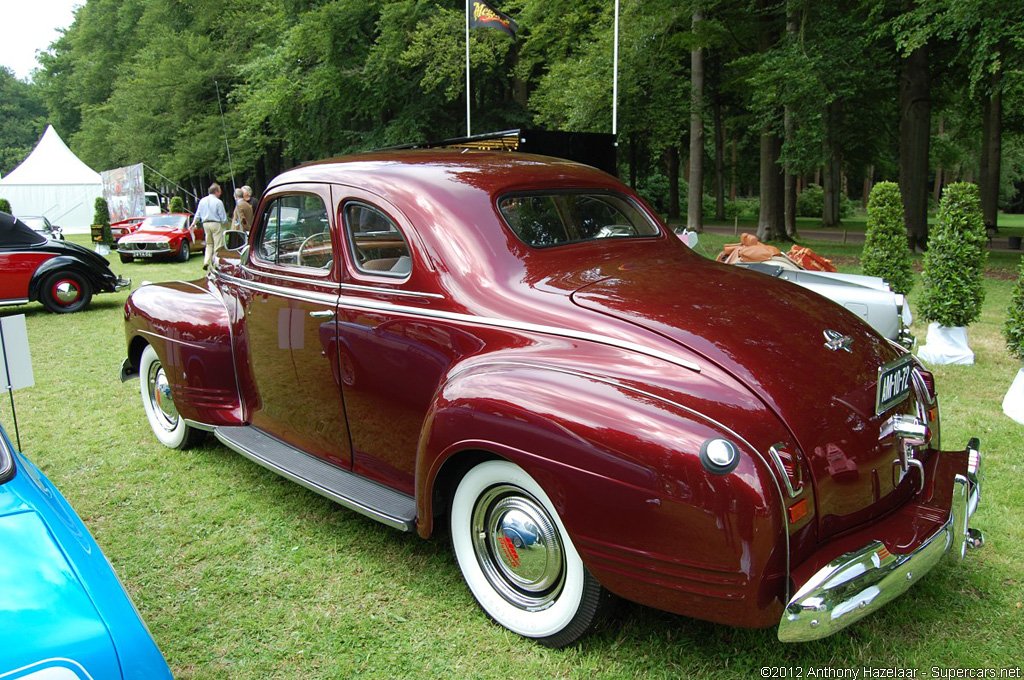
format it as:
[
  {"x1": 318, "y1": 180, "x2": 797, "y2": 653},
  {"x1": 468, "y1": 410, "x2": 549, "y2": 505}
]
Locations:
[
  {"x1": 101, "y1": 163, "x2": 146, "y2": 223},
  {"x1": 0, "y1": 315, "x2": 34, "y2": 391}
]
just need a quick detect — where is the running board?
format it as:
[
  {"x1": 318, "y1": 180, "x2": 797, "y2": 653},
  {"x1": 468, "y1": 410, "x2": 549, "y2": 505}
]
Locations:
[{"x1": 214, "y1": 426, "x2": 416, "y2": 532}]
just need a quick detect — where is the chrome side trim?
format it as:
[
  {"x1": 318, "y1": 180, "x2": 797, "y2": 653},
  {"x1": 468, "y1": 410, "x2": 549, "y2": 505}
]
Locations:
[
  {"x1": 219, "y1": 272, "x2": 701, "y2": 373},
  {"x1": 779, "y1": 438, "x2": 983, "y2": 642},
  {"x1": 340, "y1": 282, "x2": 445, "y2": 300},
  {"x1": 240, "y1": 263, "x2": 335, "y2": 287},
  {"x1": 0, "y1": 298, "x2": 30, "y2": 306}
]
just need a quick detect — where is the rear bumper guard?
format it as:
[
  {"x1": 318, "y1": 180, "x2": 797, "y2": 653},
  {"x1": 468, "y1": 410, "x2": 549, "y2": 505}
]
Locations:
[{"x1": 778, "y1": 438, "x2": 983, "y2": 642}]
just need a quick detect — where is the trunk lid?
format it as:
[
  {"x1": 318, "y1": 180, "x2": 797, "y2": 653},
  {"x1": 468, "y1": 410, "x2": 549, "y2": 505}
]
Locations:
[{"x1": 570, "y1": 258, "x2": 918, "y2": 538}]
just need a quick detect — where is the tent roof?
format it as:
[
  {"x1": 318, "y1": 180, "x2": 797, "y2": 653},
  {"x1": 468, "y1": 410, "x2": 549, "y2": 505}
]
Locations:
[{"x1": 0, "y1": 125, "x2": 102, "y2": 186}]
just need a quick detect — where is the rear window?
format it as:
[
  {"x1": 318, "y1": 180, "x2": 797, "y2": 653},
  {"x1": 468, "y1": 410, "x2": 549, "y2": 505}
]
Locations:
[{"x1": 498, "y1": 192, "x2": 660, "y2": 248}]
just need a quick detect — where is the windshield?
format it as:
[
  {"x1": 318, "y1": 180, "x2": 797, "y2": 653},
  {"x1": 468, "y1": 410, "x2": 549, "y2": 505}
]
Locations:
[
  {"x1": 20, "y1": 217, "x2": 47, "y2": 230},
  {"x1": 141, "y1": 215, "x2": 188, "y2": 230},
  {"x1": 498, "y1": 192, "x2": 660, "y2": 248}
]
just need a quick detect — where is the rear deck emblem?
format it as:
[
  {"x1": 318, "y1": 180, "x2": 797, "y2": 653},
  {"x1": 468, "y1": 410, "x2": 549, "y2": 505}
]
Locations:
[{"x1": 823, "y1": 329, "x2": 854, "y2": 352}]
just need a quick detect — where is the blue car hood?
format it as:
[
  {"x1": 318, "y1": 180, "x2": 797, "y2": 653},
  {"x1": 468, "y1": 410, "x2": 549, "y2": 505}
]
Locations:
[{"x1": 0, "y1": 441, "x2": 172, "y2": 680}]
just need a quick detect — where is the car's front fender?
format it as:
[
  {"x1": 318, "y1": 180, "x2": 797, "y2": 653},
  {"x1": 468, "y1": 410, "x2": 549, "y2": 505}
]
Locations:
[{"x1": 123, "y1": 280, "x2": 244, "y2": 427}]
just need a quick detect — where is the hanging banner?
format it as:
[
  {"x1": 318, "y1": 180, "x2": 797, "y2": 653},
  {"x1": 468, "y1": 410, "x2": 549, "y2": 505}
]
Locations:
[{"x1": 101, "y1": 163, "x2": 146, "y2": 223}]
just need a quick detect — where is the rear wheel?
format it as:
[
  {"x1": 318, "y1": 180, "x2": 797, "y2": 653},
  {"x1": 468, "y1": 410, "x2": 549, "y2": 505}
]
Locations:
[
  {"x1": 139, "y1": 344, "x2": 202, "y2": 449},
  {"x1": 450, "y1": 459, "x2": 613, "y2": 647},
  {"x1": 40, "y1": 270, "x2": 92, "y2": 313}
]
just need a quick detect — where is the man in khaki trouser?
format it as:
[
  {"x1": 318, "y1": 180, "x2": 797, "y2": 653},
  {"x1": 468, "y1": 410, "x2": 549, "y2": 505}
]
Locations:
[{"x1": 191, "y1": 183, "x2": 228, "y2": 271}]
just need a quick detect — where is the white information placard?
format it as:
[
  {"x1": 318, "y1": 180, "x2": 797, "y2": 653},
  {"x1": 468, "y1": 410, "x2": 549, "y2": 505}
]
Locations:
[{"x1": 0, "y1": 315, "x2": 35, "y2": 390}]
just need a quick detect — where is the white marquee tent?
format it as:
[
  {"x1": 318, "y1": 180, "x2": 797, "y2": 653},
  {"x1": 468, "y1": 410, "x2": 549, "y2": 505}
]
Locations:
[{"x1": 0, "y1": 125, "x2": 102, "y2": 233}]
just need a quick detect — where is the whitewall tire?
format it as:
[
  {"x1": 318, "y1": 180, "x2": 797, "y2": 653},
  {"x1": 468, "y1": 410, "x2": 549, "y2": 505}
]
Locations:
[
  {"x1": 139, "y1": 344, "x2": 201, "y2": 449},
  {"x1": 450, "y1": 459, "x2": 611, "y2": 647}
]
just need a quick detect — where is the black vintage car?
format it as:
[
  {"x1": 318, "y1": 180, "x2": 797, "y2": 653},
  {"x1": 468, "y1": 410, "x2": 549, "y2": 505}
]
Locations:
[{"x1": 0, "y1": 212, "x2": 129, "y2": 313}]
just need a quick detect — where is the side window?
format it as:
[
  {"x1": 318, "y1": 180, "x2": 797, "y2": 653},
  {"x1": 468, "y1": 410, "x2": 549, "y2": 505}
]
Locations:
[
  {"x1": 254, "y1": 194, "x2": 332, "y2": 270},
  {"x1": 343, "y1": 202, "x2": 412, "y2": 277}
]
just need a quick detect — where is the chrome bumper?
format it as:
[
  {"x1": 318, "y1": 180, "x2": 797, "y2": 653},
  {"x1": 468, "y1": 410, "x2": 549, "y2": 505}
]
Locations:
[
  {"x1": 778, "y1": 438, "x2": 983, "y2": 642},
  {"x1": 115, "y1": 276, "x2": 131, "y2": 291}
]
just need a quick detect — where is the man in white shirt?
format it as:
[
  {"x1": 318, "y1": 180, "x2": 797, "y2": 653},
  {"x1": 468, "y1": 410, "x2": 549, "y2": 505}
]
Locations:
[{"x1": 192, "y1": 183, "x2": 229, "y2": 270}]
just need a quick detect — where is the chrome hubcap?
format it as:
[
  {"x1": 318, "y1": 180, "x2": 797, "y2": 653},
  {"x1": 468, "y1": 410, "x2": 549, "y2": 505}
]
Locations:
[
  {"x1": 147, "y1": 360, "x2": 178, "y2": 430},
  {"x1": 472, "y1": 484, "x2": 565, "y2": 611},
  {"x1": 54, "y1": 280, "x2": 80, "y2": 304}
]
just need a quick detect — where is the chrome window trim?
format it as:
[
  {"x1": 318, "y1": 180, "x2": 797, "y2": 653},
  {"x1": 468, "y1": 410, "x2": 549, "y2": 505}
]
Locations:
[
  {"x1": 218, "y1": 272, "x2": 700, "y2": 373},
  {"x1": 0, "y1": 430, "x2": 15, "y2": 482},
  {"x1": 240, "y1": 264, "x2": 338, "y2": 289}
]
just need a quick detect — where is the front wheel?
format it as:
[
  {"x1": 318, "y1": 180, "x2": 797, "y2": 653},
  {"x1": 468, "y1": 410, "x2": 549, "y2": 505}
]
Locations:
[
  {"x1": 139, "y1": 344, "x2": 202, "y2": 449},
  {"x1": 174, "y1": 240, "x2": 190, "y2": 262},
  {"x1": 450, "y1": 459, "x2": 613, "y2": 647}
]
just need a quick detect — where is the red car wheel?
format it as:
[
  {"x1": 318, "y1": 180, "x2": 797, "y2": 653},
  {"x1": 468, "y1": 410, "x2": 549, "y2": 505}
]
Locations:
[{"x1": 40, "y1": 271, "x2": 93, "y2": 313}]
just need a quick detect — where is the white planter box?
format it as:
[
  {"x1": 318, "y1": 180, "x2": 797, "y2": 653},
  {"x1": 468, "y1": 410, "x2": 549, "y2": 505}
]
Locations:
[
  {"x1": 917, "y1": 323, "x2": 974, "y2": 365},
  {"x1": 1003, "y1": 368, "x2": 1024, "y2": 425}
]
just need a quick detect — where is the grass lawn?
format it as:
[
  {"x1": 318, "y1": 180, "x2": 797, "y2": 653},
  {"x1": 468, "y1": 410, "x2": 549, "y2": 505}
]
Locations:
[
  {"x1": 703, "y1": 211, "x2": 1024, "y2": 237},
  {"x1": 1, "y1": 235, "x2": 1022, "y2": 679}
]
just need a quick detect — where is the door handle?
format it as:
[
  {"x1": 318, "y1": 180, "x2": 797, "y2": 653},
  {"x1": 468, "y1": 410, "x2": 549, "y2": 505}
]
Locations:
[{"x1": 309, "y1": 310, "x2": 335, "y2": 319}]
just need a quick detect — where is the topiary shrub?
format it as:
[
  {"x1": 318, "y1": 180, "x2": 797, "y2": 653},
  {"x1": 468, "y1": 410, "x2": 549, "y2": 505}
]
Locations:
[
  {"x1": 0, "y1": 198, "x2": 11, "y2": 214},
  {"x1": 169, "y1": 196, "x2": 185, "y2": 213},
  {"x1": 1006, "y1": 260, "x2": 1024, "y2": 362},
  {"x1": 93, "y1": 196, "x2": 112, "y2": 245},
  {"x1": 796, "y1": 184, "x2": 824, "y2": 218},
  {"x1": 918, "y1": 182, "x2": 988, "y2": 328},
  {"x1": 862, "y1": 181, "x2": 914, "y2": 295}
]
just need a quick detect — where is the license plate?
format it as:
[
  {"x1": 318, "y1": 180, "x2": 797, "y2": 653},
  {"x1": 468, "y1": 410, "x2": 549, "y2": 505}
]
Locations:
[
  {"x1": 876, "y1": 355, "x2": 914, "y2": 413},
  {"x1": 135, "y1": 251, "x2": 153, "y2": 258}
]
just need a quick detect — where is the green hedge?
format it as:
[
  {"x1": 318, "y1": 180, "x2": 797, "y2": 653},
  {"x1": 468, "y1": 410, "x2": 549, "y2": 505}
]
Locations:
[
  {"x1": 862, "y1": 182, "x2": 914, "y2": 295},
  {"x1": 169, "y1": 196, "x2": 185, "y2": 213},
  {"x1": 1006, "y1": 260, "x2": 1024, "y2": 362},
  {"x1": 918, "y1": 182, "x2": 988, "y2": 328},
  {"x1": 0, "y1": 198, "x2": 11, "y2": 214}
]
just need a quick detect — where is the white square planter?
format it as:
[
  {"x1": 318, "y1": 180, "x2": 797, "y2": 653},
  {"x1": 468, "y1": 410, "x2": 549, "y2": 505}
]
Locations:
[
  {"x1": 917, "y1": 323, "x2": 974, "y2": 365},
  {"x1": 1003, "y1": 368, "x2": 1024, "y2": 425}
]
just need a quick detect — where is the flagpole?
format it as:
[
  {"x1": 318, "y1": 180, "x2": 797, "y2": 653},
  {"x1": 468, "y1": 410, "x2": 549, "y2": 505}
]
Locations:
[
  {"x1": 466, "y1": 0, "x2": 472, "y2": 136},
  {"x1": 612, "y1": 0, "x2": 619, "y2": 136}
]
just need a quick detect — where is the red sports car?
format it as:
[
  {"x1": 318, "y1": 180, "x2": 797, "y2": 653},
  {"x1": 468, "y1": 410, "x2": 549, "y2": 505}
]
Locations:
[
  {"x1": 1, "y1": 212, "x2": 129, "y2": 313},
  {"x1": 116, "y1": 213, "x2": 204, "y2": 263},
  {"x1": 120, "y1": 152, "x2": 983, "y2": 646},
  {"x1": 110, "y1": 217, "x2": 146, "y2": 239}
]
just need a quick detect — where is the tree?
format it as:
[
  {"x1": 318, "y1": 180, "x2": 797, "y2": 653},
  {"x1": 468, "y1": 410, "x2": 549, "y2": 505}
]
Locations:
[
  {"x1": 0, "y1": 67, "x2": 46, "y2": 176},
  {"x1": 862, "y1": 181, "x2": 914, "y2": 295},
  {"x1": 687, "y1": 8, "x2": 705, "y2": 231},
  {"x1": 918, "y1": 182, "x2": 988, "y2": 328}
]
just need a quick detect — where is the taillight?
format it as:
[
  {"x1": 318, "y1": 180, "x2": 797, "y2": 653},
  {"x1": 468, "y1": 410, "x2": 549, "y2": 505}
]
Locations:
[
  {"x1": 912, "y1": 364, "x2": 937, "y2": 404},
  {"x1": 769, "y1": 443, "x2": 804, "y2": 498}
]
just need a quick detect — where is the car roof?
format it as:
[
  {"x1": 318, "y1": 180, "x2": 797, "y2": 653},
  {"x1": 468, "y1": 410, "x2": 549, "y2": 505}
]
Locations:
[{"x1": 268, "y1": 150, "x2": 620, "y2": 196}]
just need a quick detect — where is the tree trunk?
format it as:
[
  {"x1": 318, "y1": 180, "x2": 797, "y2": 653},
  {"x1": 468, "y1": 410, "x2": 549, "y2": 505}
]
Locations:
[
  {"x1": 713, "y1": 96, "x2": 726, "y2": 221},
  {"x1": 980, "y1": 70, "x2": 1002, "y2": 230},
  {"x1": 783, "y1": 7, "x2": 798, "y2": 237},
  {"x1": 863, "y1": 165, "x2": 874, "y2": 209},
  {"x1": 667, "y1": 146, "x2": 680, "y2": 220},
  {"x1": 822, "y1": 99, "x2": 843, "y2": 226},
  {"x1": 730, "y1": 135, "x2": 738, "y2": 202},
  {"x1": 756, "y1": 131, "x2": 785, "y2": 241},
  {"x1": 899, "y1": 44, "x2": 931, "y2": 251},
  {"x1": 687, "y1": 10, "x2": 705, "y2": 231}
]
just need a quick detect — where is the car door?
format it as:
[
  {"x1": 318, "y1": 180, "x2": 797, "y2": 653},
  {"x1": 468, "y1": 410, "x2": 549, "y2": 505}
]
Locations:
[
  {"x1": 334, "y1": 195, "x2": 479, "y2": 495},
  {"x1": 238, "y1": 185, "x2": 353, "y2": 469}
]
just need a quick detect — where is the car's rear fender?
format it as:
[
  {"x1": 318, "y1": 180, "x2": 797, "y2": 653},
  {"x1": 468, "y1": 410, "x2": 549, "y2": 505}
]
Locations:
[
  {"x1": 416, "y1": 361, "x2": 791, "y2": 629},
  {"x1": 123, "y1": 281, "x2": 244, "y2": 427}
]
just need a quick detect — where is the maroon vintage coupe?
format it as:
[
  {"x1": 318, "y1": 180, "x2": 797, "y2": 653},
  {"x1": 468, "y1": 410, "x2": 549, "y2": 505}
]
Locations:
[{"x1": 120, "y1": 152, "x2": 983, "y2": 646}]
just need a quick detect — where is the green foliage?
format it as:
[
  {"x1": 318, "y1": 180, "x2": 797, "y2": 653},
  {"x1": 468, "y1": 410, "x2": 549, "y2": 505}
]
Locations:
[
  {"x1": 0, "y1": 67, "x2": 46, "y2": 176},
  {"x1": 797, "y1": 184, "x2": 824, "y2": 218},
  {"x1": 725, "y1": 199, "x2": 760, "y2": 220},
  {"x1": 169, "y1": 196, "x2": 185, "y2": 213},
  {"x1": 636, "y1": 173, "x2": 671, "y2": 214},
  {"x1": 1005, "y1": 260, "x2": 1024, "y2": 362},
  {"x1": 918, "y1": 182, "x2": 988, "y2": 327},
  {"x1": 0, "y1": 198, "x2": 11, "y2": 214},
  {"x1": 862, "y1": 181, "x2": 914, "y2": 295},
  {"x1": 93, "y1": 197, "x2": 110, "y2": 227}
]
